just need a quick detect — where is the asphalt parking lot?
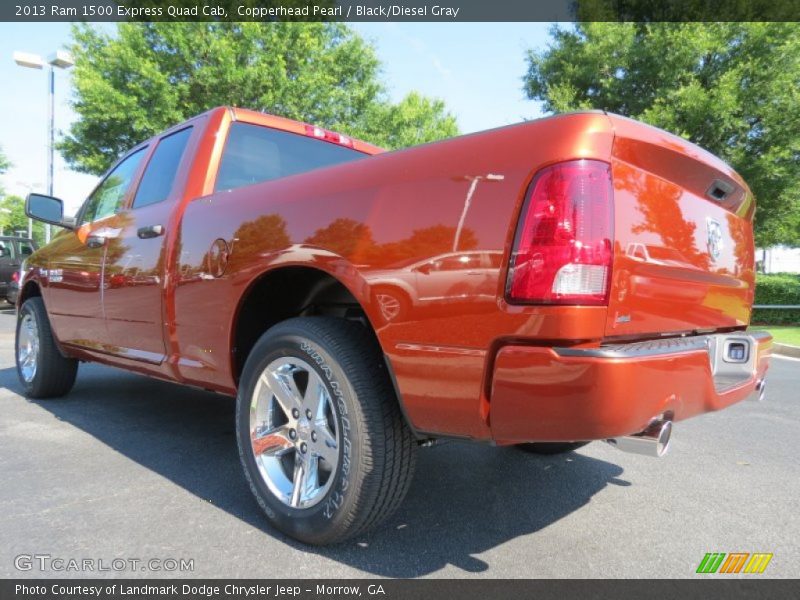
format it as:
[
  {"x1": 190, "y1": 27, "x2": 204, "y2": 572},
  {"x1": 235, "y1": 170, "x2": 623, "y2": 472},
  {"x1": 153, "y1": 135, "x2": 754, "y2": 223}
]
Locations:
[{"x1": 1, "y1": 305, "x2": 798, "y2": 578}]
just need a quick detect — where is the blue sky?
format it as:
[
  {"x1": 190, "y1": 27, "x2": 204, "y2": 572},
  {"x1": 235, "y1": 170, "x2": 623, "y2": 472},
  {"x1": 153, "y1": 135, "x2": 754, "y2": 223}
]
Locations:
[{"x1": 0, "y1": 22, "x2": 552, "y2": 213}]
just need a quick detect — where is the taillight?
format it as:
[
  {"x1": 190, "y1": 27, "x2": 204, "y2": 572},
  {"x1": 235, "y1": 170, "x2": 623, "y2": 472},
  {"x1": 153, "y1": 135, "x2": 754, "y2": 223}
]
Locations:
[
  {"x1": 304, "y1": 124, "x2": 354, "y2": 148},
  {"x1": 507, "y1": 159, "x2": 613, "y2": 305},
  {"x1": 11, "y1": 271, "x2": 19, "y2": 282}
]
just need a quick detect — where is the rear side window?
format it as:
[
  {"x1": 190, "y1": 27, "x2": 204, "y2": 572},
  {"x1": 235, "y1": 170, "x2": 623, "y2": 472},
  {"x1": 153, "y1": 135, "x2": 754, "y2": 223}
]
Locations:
[
  {"x1": 133, "y1": 127, "x2": 193, "y2": 208},
  {"x1": 214, "y1": 122, "x2": 364, "y2": 192}
]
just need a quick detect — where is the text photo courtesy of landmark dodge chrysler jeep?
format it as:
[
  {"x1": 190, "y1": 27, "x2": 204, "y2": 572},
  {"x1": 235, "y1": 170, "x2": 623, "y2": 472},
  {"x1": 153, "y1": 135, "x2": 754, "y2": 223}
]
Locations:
[{"x1": 17, "y1": 108, "x2": 771, "y2": 544}]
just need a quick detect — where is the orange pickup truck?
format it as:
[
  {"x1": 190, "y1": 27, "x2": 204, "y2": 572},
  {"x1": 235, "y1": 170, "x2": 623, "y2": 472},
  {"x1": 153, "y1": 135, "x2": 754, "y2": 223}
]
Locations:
[{"x1": 18, "y1": 108, "x2": 771, "y2": 544}]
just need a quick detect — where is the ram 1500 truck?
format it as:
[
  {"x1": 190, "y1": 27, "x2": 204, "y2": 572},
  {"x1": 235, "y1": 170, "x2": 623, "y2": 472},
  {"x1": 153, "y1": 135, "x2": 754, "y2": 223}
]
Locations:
[{"x1": 19, "y1": 107, "x2": 771, "y2": 544}]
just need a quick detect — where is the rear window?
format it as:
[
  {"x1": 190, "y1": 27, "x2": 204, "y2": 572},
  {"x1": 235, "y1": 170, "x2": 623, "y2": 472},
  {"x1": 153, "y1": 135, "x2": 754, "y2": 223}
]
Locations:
[
  {"x1": 214, "y1": 122, "x2": 365, "y2": 192},
  {"x1": 0, "y1": 240, "x2": 15, "y2": 260}
]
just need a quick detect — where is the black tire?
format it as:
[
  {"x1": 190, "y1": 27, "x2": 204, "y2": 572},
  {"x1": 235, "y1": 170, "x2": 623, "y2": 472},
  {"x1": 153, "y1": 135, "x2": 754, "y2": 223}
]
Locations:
[
  {"x1": 16, "y1": 297, "x2": 78, "y2": 399},
  {"x1": 236, "y1": 316, "x2": 417, "y2": 545},
  {"x1": 516, "y1": 442, "x2": 590, "y2": 455}
]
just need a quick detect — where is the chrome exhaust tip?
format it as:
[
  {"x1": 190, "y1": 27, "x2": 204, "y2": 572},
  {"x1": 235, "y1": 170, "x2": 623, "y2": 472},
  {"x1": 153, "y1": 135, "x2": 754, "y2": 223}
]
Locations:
[
  {"x1": 754, "y1": 378, "x2": 766, "y2": 402},
  {"x1": 606, "y1": 419, "x2": 672, "y2": 458}
]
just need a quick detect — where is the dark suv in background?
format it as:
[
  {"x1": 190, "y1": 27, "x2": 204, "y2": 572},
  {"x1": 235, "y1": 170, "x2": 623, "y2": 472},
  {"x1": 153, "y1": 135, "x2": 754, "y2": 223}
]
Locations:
[{"x1": 0, "y1": 236, "x2": 37, "y2": 304}]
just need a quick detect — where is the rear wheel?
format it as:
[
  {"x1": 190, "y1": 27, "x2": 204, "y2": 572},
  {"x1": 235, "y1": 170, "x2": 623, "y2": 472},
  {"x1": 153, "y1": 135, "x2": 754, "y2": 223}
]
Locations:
[
  {"x1": 236, "y1": 316, "x2": 416, "y2": 545},
  {"x1": 517, "y1": 442, "x2": 589, "y2": 455},
  {"x1": 16, "y1": 297, "x2": 78, "y2": 399}
]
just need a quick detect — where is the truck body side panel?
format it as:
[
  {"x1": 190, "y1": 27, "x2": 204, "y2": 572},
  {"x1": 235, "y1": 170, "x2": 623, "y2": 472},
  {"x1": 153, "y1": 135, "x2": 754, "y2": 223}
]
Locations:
[{"x1": 172, "y1": 112, "x2": 615, "y2": 438}]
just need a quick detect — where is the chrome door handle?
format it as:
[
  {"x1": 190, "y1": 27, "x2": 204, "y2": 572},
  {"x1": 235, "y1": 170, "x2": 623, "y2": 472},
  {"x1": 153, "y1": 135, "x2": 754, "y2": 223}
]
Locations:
[
  {"x1": 86, "y1": 236, "x2": 107, "y2": 249},
  {"x1": 137, "y1": 225, "x2": 164, "y2": 239}
]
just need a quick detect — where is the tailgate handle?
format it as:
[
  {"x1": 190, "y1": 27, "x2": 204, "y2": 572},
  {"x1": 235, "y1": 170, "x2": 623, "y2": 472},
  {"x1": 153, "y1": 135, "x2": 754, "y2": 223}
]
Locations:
[
  {"x1": 706, "y1": 179, "x2": 734, "y2": 202},
  {"x1": 137, "y1": 225, "x2": 164, "y2": 239}
]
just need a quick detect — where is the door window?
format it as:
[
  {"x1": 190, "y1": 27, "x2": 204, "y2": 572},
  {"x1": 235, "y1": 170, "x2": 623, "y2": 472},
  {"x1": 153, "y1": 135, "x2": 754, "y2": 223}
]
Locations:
[
  {"x1": 435, "y1": 254, "x2": 480, "y2": 271},
  {"x1": 80, "y1": 148, "x2": 146, "y2": 225},
  {"x1": 16, "y1": 240, "x2": 35, "y2": 257},
  {"x1": 133, "y1": 127, "x2": 193, "y2": 208}
]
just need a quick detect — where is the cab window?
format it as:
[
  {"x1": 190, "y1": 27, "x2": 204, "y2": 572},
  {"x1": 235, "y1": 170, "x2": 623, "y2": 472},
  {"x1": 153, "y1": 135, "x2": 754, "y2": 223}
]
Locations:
[
  {"x1": 133, "y1": 127, "x2": 193, "y2": 209},
  {"x1": 80, "y1": 148, "x2": 146, "y2": 225},
  {"x1": 214, "y1": 122, "x2": 365, "y2": 192}
]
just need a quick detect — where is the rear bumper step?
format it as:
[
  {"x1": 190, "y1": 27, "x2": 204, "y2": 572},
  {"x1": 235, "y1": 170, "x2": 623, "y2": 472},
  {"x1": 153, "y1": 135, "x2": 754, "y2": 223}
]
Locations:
[{"x1": 490, "y1": 331, "x2": 771, "y2": 443}]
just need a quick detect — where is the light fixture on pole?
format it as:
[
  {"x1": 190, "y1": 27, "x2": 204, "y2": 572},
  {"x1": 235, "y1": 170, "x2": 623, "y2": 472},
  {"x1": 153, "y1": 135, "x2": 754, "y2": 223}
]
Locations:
[{"x1": 13, "y1": 49, "x2": 74, "y2": 244}]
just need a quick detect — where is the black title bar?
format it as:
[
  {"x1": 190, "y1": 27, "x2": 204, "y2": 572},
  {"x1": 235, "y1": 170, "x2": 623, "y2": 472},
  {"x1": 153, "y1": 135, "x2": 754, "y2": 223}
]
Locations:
[
  {"x1": 3, "y1": 579, "x2": 800, "y2": 600},
  {"x1": 3, "y1": 0, "x2": 800, "y2": 22}
]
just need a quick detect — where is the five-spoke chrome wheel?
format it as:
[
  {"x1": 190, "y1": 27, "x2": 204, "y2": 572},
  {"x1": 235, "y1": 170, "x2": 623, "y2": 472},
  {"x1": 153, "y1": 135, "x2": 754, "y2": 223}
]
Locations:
[
  {"x1": 17, "y1": 312, "x2": 39, "y2": 383},
  {"x1": 376, "y1": 293, "x2": 402, "y2": 322},
  {"x1": 249, "y1": 356, "x2": 340, "y2": 509}
]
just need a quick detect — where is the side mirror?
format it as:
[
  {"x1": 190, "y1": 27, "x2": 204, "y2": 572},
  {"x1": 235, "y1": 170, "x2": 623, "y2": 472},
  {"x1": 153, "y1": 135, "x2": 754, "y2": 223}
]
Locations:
[
  {"x1": 26, "y1": 193, "x2": 73, "y2": 230},
  {"x1": 416, "y1": 263, "x2": 432, "y2": 275}
]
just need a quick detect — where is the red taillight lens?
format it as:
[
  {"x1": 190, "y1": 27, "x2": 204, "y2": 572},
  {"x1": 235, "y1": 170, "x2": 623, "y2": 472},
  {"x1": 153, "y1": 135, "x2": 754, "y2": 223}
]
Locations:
[
  {"x1": 507, "y1": 159, "x2": 613, "y2": 305},
  {"x1": 11, "y1": 271, "x2": 19, "y2": 283}
]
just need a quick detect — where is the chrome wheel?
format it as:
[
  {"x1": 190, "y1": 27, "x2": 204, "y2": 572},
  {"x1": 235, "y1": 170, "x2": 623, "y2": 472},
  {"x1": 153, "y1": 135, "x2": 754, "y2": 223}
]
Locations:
[
  {"x1": 376, "y1": 293, "x2": 402, "y2": 321},
  {"x1": 17, "y1": 312, "x2": 39, "y2": 383},
  {"x1": 249, "y1": 356, "x2": 340, "y2": 509}
]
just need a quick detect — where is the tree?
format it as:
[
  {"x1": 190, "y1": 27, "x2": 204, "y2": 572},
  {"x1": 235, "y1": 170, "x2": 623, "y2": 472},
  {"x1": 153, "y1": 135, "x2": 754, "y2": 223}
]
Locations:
[
  {"x1": 0, "y1": 195, "x2": 45, "y2": 243},
  {"x1": 360, "y1": 92, "x2": 458, "y2": 150},
  {"x1": 61, "y1": 23, "x2": 458, "y2": 175},
  {"x1": 524, "y1": 23, "x2": 800, "y2": 246}
]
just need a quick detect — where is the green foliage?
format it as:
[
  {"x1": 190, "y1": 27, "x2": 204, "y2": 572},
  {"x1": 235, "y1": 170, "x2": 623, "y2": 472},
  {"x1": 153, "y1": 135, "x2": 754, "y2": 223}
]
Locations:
[
  {"x1": 361, "y1": 92, "x2": 458, "y2": 150},
  {"x1": 752, "y1": 273, "x2": 800, "y2": 325},
  {"x1": 0, "y1": 147, "x2": 9, "y2": 175},
  {"x1": 0, "y1": 195, "x2": 46, "y2": 245},
  {"x1": 524, "y1": 23, "x2": 800, "y2": 246},
  {"x1": 61, "y1": 23, "x2": 458, "y2": 175}
]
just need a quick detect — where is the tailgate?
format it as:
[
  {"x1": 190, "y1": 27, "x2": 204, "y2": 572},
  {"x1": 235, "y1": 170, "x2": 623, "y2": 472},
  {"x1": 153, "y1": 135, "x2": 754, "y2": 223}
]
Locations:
[{"x1": 605, "y1": 114, "x2": 756, "y2": 338}]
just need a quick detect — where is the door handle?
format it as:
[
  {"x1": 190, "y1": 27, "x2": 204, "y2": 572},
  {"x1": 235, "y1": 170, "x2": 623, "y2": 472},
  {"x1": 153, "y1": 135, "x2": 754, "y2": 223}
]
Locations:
[
  {"x1": 137, "y1": 225, "x2": 164, "y2": 239},
  {"x1": 86, "y1": 235, "x2": 108, "y2": 249}
]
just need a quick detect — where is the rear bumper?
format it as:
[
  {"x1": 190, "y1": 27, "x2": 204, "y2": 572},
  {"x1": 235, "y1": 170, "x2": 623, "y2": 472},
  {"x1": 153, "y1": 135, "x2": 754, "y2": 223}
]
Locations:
[{"x1": 490, "y1": 331, "x2": 772, "y2": 443}]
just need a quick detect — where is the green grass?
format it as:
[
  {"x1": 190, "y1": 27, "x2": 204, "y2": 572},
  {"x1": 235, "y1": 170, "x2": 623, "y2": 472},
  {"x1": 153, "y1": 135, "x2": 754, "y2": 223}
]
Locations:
[{"x1": 750, "y1": 326, "x2": 800, "y2": 347}]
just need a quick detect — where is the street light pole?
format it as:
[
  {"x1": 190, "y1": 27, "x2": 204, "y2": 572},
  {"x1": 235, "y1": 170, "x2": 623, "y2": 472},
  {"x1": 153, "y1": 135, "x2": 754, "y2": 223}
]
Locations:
[
  {"x1": 15, "y1": 181, "x2": 43, "y2": 239},
  {"x1": 13, "y1": 49, "x2": 74, "y2": 244},
  {"x1": 46, "y1": 65, "x2": 55, "y2": 243}
]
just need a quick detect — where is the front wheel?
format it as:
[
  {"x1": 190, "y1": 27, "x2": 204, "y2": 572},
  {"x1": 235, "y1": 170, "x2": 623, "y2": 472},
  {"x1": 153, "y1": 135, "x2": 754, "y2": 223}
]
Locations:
[
  {"x1": 16, "y1": 297, "x2": 78, "y2": 399},
  {"x1": 236, "y1": 317, "x2": 417, "y2": 545}
]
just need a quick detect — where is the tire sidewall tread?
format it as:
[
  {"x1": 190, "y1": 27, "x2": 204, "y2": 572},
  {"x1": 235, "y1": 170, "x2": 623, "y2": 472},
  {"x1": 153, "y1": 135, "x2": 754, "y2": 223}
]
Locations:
[
  {"x1": 236, "y1": 316, "x2": 416, "y2": 545},
  {"x1": 16, "y1": 297, "x2": 78, "y2": 399}
]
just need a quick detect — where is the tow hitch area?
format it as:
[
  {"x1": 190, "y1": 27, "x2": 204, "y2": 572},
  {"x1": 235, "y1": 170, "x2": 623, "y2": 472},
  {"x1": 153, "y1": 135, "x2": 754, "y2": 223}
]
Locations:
[{"x1": 707, "y1": 333, "x2": 760, "y2": 394}]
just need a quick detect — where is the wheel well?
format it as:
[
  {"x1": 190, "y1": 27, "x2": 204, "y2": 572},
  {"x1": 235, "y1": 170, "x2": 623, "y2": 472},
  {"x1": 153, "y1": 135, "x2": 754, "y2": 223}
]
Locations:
[
  {"x1": 232, "y1": 267, "x2": 370, "y2": 381},
  {"x1": 19, "y1": 280, "x2": 42, "y2": 305}
]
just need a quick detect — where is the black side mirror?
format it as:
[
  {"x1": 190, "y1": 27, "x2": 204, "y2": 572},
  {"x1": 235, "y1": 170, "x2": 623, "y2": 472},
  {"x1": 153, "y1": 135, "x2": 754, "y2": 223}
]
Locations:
[{"x1": 26, "y1": 193, "x2": 72, "y2": 230}]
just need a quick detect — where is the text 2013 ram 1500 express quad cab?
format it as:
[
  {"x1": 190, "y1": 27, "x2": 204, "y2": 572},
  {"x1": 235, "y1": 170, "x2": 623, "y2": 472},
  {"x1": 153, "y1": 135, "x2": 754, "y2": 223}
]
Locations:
[{"x1": 19, "y1": 108, "x2": 771, "y2": 544}]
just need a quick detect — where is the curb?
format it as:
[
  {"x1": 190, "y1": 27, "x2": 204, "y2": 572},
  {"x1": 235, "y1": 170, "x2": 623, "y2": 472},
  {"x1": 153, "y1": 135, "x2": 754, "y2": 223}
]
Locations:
[{"x1": 774, "y1": 343, "x2": 800, "y2": 359}]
